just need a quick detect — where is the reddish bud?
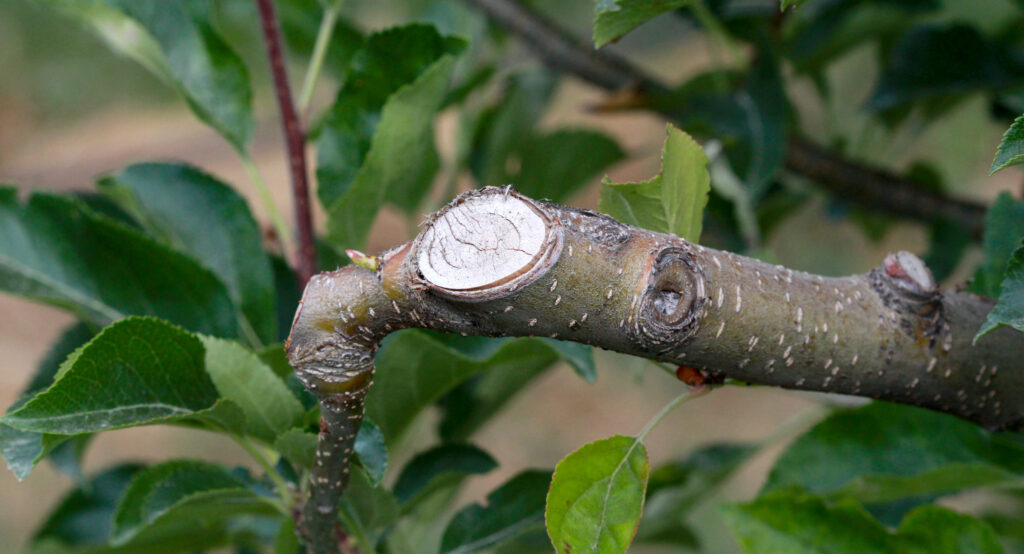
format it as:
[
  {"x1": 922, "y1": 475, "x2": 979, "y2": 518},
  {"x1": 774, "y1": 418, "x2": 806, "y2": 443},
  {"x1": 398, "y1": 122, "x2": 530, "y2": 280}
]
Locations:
[{"x1": 675, "y1": 365, "x2": 707, "y2": 387}]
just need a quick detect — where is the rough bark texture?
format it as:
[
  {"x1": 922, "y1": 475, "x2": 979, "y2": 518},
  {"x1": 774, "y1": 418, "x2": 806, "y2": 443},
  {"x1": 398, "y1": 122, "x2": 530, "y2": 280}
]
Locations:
[{"x1": 286, "y1": 187, "x2": 1022, "y2": 552}]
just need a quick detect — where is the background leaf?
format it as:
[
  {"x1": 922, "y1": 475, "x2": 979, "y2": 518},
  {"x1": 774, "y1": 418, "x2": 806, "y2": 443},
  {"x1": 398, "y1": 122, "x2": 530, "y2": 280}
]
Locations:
[
  {"x1": 200, "y1": 336, "x2": 303, "y2": 442},
  {"x1": 353, "y1": 418, "x2": 388, "y2": 485},
  {"x1": 593, "y1": 0, "x2": 694, "y2": 48},
  {"x1": 34, "y1": 464, "x2": 143, "y2": 547},
  {"x1": 867, "y1": 24, "x2": 1024, "y2": 113},
  {"x1": 340, "y1": 465, "x2": 400, "y2": 544},
  {"x1": 721, "y1": 489, "x2": 1003, "y2": 554},
  {"x1": 637, "y1": 442, "x2": 755, "y2": 546},
  {"x1": 274, "y1": 421, "x2": 388, "y2": 484},
  {"x1": 99, "y1": 163, "x2": 276, "y2": 344},
  {"x1": 545, "y1": 435, "x2": 650, "y2": 554},
  {"x1": 41, "y1": 0, "x2": 254, "y2": 149},
  {"x1": 0, "y1": 188, "x2": 241, "y2": 338},
  {"x1": 317, "y1": 24, "x2": 464, "y2": 250},
  {"x1": 976, "y1": 241, "x2": 1024, "y2": 339},
  {"x1": 991, "y1": 113, "x2": 1024, "y2": 174},
  {"x1": 393, "y1": 444, "x2": 497, "y2": 508},
  {"x1": 441, "y1": 470, "x2": 552, "y2": 554},
  {"x1": 111, "y1": 460, "x2": 280, "y2": 544},
  {"x1": 599, "y1": 125, "x2": 710, "y2": 241},
  {"x1": 3, "y1": 318, "x2": 222, "y2": 435},
  {"x1": 366, "y1": 331, "x2": 586, "y2": 445},
  {"x1": 970, "y1": 193, "x2": 1024, "y2": 298},
  {"x1": 0, "y1": 322, "x2": 94, "y2": 480},
  {"x1": 764, "y1": 402, "x2": 1024, "y2": 521}
]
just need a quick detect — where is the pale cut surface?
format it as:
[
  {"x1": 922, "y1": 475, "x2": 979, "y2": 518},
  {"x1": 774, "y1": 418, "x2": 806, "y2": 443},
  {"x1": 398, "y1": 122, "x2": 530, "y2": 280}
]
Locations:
[{"x1": 418, "y1": 194, "x2": 547, "y2": 290}]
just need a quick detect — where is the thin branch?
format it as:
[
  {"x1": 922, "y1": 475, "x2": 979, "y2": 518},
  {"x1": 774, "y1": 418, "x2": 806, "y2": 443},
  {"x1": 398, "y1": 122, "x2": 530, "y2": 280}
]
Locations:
[
  {"x1": 784, "y1": 137, "x2": 987, "y2": 238},
  {"x1": 462, "y1": 0, "x2": 988, "y2": 239},
  {"x1": 256, "y1": 0, "x2": 318, "y2": 287}
]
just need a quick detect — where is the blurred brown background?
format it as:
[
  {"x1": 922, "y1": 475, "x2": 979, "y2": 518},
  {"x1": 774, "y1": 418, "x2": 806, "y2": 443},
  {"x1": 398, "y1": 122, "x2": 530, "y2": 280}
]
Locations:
[{"x1": 0, "y1": 0, "x2": 1016, "y2": 551}]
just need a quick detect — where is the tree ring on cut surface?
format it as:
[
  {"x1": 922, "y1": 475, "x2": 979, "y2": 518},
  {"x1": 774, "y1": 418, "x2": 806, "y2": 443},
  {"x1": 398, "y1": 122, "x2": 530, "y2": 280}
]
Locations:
[{"x1": 414, "y1": 187, "x2": 562, "y2": 301}]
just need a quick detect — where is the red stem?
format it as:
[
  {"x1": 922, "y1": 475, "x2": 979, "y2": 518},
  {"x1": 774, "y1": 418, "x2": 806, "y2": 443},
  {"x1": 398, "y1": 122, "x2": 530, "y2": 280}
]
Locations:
[{"x1": 255, "y1": 0, "x2": 318, "y2": 287}]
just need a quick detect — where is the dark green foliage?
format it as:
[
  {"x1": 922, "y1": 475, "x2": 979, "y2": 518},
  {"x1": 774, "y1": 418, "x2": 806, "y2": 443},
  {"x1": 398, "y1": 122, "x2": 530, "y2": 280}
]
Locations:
[
  {"x1": 976, "y1": 241, "x2": 1024, "y2": 339},
  {"x1": 765, "y1": 402, "x2": 1024, "y2": 522},
  {"x1": 971, "y1": 193, "x2": 1024, "y2": 298},
  {"x1": 868, "y1": 24, "x2": 1024, "y2": 114},
  {"x1": 721, "y1": 489, "x2": 1003, "y2": 553},
  {"x1": 467, "y1": 72, "x2": 624, "y2": 203},
  {"x1": 638, "y1": 443, "x2": 755, "y2": 546},
  {"x1": 441, "y1": 470, "x2": 552, "y2": 553},
  {"x1": 991, "y1": 113, "x2": 1024, "y2": 174},
  {"x1": 0, "y1": 189, "x2": 241, "y2": 338},
  {"x1": 99, "y1": 163, "x2": 277, "y2": 345},
  {"x1": 393, "y1": 444, "x2": 497, "y2": 506}
]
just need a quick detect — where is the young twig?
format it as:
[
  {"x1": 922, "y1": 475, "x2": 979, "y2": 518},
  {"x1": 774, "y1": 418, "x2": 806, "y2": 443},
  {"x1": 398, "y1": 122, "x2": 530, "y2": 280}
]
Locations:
[{"x1": 255, "y1": 0, "x2": 319, "y2": 287}]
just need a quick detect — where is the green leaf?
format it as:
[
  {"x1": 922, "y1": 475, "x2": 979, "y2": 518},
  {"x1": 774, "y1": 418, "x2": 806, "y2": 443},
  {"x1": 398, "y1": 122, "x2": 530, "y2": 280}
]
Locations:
[
  {"x1": 111, "y1": 460, "x2": 280, "y2": 544},
  {"x1": 970, "y1": 193, "x2": 1024, "y2": 298},
  {"x1": 721, "y1": 489, "x2": 1003, "y2": 554},
  {"x1": 593, "y1": 0, "x2": 694, "y2": 48},
  {"x1": 466, "y1": 71, "x2": 623, "y2": 203},
  {"x1": 638, "y1": 442, "x2": 755, "y2": 544},
  {"x1": 273, "y1": 428, "x2": 317, "y2": 471},
  {"x1": 764, "y1": 403, "x2": 1024, "y2": 515},
  {"x1": 468, "y1": 71, "x2": 557, "y2": 189},
  {"x1": 366, "y1": 331, "x2": 575, "y2": 445},
  {"x1": 782, "y1": 0, "x2": 939, "y2": 74},
  {"x1": 273, "y1": 420, "x2": 388, "y2": 484},
  {"x1": 599, "y1": 124, "x2": 710, "y2": 241},
  {"x1": 514, "y1": 129, "x2": 625, "y2": 203},
  {"x1": 354, "y1": 418, "x2": 388, "y2": 485},
  {"x1": 667, "y1": 55, "x2": 788, "y2": 201},
  {"x1": 41, "y1": 0, "x2": 254, "y2": 150},
  {"x1": 318, "y1": 24, "x2": 465, "y2": 250},
  {"x1": 437, "y1": 361, "x2": 554, "y2": 443},
  {"x1": 923, "y1": 219, "x2": 972, "y2": 283},
  {"x1": 0, "y1": 414, "x2": 69, "y2": 482},
  {"x1": 976, "y1": 241, "x2": 1024, "y2": 340},
  {"x1": 341, "y1": 465, "x2": 400, "y2": 541},
  {"x1": 200, "y1": 337, "x2": 303, "y2": 442},
  {"x1": 323, "y1": 55, "x2": 460, "y2": 250},
  {"x1": 0, "y1": 188, "x2": 241, "y2": 338},
  {"x1": 545, "y1": 435, "x2": 650, "y2": 554},
  {"x1": 3, "y1": 318, "x2": 222, "y2": 435},
  {"x1": 99, "y1": 162, "x2": 276, "y2": 344},
  {"x1": 393, "y1": 444, "x2": 497, "y2": 507},
  {"x1": 780, "y1": 0, "x2": 809, "y2": 9},
  {"x1": 868, "y1": 24, "x2": 1024, "y2": 113},
  {"x1": 0, "y1": 323, "x2": 95, "y2": 480},
  {"x1": 441, "y1": 470, "x2": 553, "y2": 554},
  {"x1": 896, "y1": 505, "x2": 1005, "y2": 554},
  {"x1": 991, "y1": 113, "x2": 1024, "y2": 174},
  {"x1": 35, "y1": 464, "x2": 143, "y2": 546}
]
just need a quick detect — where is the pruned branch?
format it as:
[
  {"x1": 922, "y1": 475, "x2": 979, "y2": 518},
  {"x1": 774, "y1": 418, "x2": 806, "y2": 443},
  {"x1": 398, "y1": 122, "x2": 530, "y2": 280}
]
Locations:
[
  {"x1": 256, "y1": 0, "x2": 318, "y2": 287},
  {"x1": 287, "y1": 187, "x2": 1021, "y2": 553},
  {"x1": 462, "y1": 0, "x2": 988, "y2": 239}
]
